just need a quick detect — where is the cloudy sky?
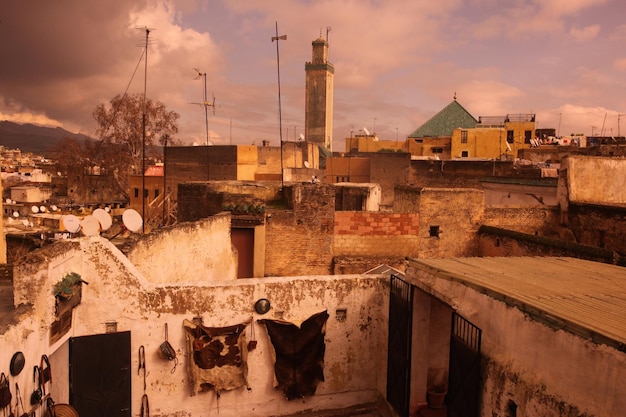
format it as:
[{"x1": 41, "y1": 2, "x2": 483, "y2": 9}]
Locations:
[{"x1": 1, "y1": 0, "x2": 625, "y2": 148}]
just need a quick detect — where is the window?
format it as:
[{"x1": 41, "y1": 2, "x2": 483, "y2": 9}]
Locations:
[
  {"x1": 143, "y1": 189, "x2": 148, "y2": 198},
  {"x1": 524, "y1": 130, "x2": 532, "y2": 144},
  {"x1": 134, "y1": 188, "x2": 139, "y2": 198},
  {"x1": 154, "y1": 189, "x2": 160, "y2": 198},
  {"x1": 429, "y1": 225, "x2": 440, "y2": 238},
  {"x1": 432, "y1": 147, "x2": 443, "y2": 154},
  {"x1": 461, "y1": 151, "x2": 469, "y2": 157},
  {"x1": 460, "y1": 130, "x2": 468, "y2": 144},
  {"x1": 506, "y1": 130, "x2": 514, "y2": 143}
]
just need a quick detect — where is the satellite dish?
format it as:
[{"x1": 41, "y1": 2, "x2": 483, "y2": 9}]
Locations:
[
  {"x1": 5, "y1": 198, "x2": 11, "y2": 204},
  {"x1": 80, "y1": 215, "x2": 100, "y2": 236},
  {"x1": 104, "y1": 206, "x2": 111, "y2": 213},
  {"x1": 39, "y1": 206, "x2": 47, "y2": 213},
  {"x1": 122, "y1": 209, "x2": 143, "y2": 233},
  {"x1": 50, "y1": 205, "x2": 58, "y2": 212},
  {"x1": 21, "y1": 220, "x2": 29, "y2": 227},
  {"x1": 304, "y1": 161, "x2": 310, "y2": 168},
  {"x1": 12, "y1": 212, "x2": 19, "y2": 218},
  {"x1": 62, "y1": 214, "x2": 81, "y2": 233},
  {"x1": 31, "y1": 206, "x2": 39, "y2": 214},
  {"x1": 363, "y1": 127, "x2": 370, "y2": 136},
  {"x1": 92, "y1": 208, "x2": 112, "y2": 231},
  {"x1": 299, "y1": 133, "x2": 305, "y2": 141},
  {"x1": 57, "y1": 172, "x2": 62, "y2": 177}
]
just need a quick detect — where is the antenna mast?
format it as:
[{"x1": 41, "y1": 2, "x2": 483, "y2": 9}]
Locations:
[{"x1": 141, "y1": 26, "x2": 150, "y2": 234}]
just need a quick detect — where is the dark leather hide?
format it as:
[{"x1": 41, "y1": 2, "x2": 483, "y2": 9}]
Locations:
[
  {"x1": 183, "y1": 319, "x2": 250, "y2": 395},
  {"x1": 261, "y1": 311, "x2": 329, "y2": 400}
]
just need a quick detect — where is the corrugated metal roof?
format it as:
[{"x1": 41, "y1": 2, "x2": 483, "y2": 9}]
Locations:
[{"x1": 409, "y1": 257, "x2": 626, "y2": 351}]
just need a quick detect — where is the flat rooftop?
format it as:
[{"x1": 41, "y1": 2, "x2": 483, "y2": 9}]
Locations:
[{"x1": 408, "y1": 257, "x2": 626, "y2": 352}]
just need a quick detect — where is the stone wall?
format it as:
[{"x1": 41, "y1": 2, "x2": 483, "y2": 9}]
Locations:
[
  {"x1": 477, "y1": 226, "x2": 620, "y2": 265},
  {"x1": 368, "y1": 153, "x2": 411, "y2": 208},
  {"x1": 482, "y1": 207, "x2": 560, "y2": 235},
  {"x1": 265, "y1": 184, "x2": 335, "y2": 276},
  {"x1": 417, "y1": 188, "x2": 484, "y2": 258},
  {"x1": 566, "y1": 203, "x2": 626, "y2": 260}
]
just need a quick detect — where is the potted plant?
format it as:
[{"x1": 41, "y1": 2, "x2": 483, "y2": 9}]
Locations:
[
  {"x1": 53, "y1": 272, "x2": 88, "y2": 315},
  {"x1": 427, "y1": 383, "x2": 447, "y2": 409}
]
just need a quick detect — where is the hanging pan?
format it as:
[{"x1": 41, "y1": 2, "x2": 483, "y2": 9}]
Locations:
[{"x1": 10, "y1": 352, "x2": 25, "y2": 376}]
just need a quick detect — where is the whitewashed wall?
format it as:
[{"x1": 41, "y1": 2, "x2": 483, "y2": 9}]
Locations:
[{"x1": 2, "y1": 235, "x2": 389, "y2": 417}]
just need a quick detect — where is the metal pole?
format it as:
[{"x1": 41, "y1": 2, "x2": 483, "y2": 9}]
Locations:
[
  {"x1": 142, "y1": 27, "x2": 149, "y2": 234},
  {"x1": 272, "y1": 22, "x2": 287, "y2": 189}
]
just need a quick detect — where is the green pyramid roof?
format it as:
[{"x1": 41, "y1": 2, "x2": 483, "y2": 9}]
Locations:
[{"x1": 409, "y1": 100, "x2": 478, "y2": 138}]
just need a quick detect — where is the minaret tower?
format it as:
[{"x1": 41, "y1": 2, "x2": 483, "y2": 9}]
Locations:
[{"x1": 305, "y1": 33, "x2": 334, "y2": 150}]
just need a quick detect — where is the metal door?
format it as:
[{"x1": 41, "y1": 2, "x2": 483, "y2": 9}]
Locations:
[
  {"x1": 386, "y1": 274, "x2": 413, "y2": 417},
  {"x1": 232, "y1": 227, "x2": 254, "y2": 278},
  {"x1": 448, "y1": 313, "x2": 481, "y2": 417},
  {"x1": 70, "y1": 331, "x2": 131, "y2": 417}
]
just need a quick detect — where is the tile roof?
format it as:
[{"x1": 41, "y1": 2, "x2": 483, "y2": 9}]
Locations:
[
  {"x1": 408, "y1": 256, "x2": 626, "y2": 351},
  {"x1": 409, "y1": 100, "x2": 478, "y2": 138}
]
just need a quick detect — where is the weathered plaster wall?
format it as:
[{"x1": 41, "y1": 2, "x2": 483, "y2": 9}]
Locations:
[
  {"x1": 405, "y1": 261, "x2": 626, "y2": 417},
  {"x1": 564, "y1": 156, "x2": 626, "y2": 206},
  {"x1": 1, "y1": 237, "x2": 390, "y2": 417},
  {"x1": 125, "y1": 214, "x2": 237, "y2": 283}
]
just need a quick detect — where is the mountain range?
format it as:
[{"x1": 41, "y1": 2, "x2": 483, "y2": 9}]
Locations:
[{"x1": 0, "y1": 120, "x2": 93, "y2": 157}]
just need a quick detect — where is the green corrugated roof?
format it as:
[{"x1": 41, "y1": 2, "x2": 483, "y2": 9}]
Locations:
[{"x1": 409, "y1": 100, "x2": 478, "y2": 138}]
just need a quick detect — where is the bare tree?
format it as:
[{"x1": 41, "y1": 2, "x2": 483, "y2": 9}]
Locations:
[{"x1": 92, "y1": 94, "x2": 179, "y2": 192}]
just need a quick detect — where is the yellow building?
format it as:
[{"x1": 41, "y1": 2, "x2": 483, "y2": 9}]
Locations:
[
  {"x1": 451, "y1": 114, "x2": 536, "y2": 159},
  {"x1": 345, "y1": 134, "x2": 406, "y2": 153}
]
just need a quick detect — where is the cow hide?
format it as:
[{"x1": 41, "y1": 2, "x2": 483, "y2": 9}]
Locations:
[
  {"x1": 183, "y1": 319, "x2": 250, "y2": 396},
  {"x1": 260, "y1": 311, "x2": 329, "y2": 400}
]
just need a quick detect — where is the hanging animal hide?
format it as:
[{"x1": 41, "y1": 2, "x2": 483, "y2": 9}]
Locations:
[
  {"x1": 183, "y1": 319, "x2": 250, "y2": 396},
  {"x1": 260, "y1": 311, "x2": 329, "y2": 400}
]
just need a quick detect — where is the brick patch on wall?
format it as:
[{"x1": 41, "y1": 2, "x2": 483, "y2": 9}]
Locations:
[{"x1": 334, "y1": 212, "x2": 419, "y2": 236}]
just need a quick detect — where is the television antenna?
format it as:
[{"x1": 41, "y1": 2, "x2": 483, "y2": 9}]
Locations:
[
  {"x1": 618, "y1": 114, "x2": 625, "y2": 137},
  {"x1": 192, "y1": 68, "x2": 212, "y2": 146}
]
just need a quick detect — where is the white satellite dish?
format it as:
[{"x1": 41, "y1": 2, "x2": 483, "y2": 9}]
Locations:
[
  {"x1": 5, "y1": 198, "x2": 11, "y2": 204},
  {"x1": 299, "y1": 133, "x2": 305, "y2": 141},
  {"x1": 21, "y1": 219, "x2": 29, "y2": 227},
  {"x1": 62, "y1": 214, "x2": 81, "y2": 233},
  {"x1": 12, "y1": 211, "x2": 19, "y2": 218},
  {"x1": 50, "y1": 205, "x2": 58, "y2": 212},
  {"x1": 92, "y1": 208, "x2": 112, "y2": 231},
  {"x1": 104, "y1": 206, "x2": 111, "y2": 213},
  {"x1": 80, "y1": 215, "x2": 100, "y2": 236},
  {"x1": 304, "y1": 161, "x2": 310, "y2": 168},
  {"x1": 31, "y1": 206, "x2": 39, "y2": 214},
  {"x1": 122, "y1": 209, "x2": 143, "y2": 233},
  {"x1": 363, "y1": 127, "x2": 370, "y2": 136},
  {"x1": 39, "y1": 206, "x2": 47, "y2": 213}
]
